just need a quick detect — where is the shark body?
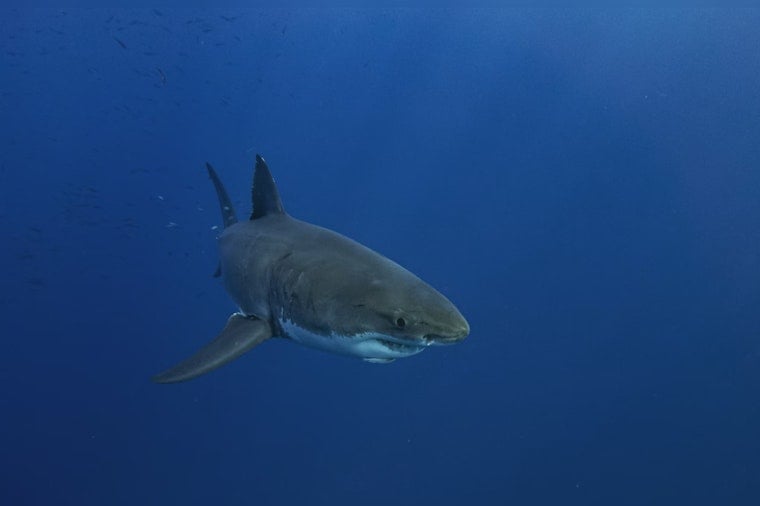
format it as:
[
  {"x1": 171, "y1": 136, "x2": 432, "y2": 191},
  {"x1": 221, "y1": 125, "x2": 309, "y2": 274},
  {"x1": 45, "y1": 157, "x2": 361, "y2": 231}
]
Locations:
[{"x1": 153, "y1": 155, "x2": 469, "y2": 383}]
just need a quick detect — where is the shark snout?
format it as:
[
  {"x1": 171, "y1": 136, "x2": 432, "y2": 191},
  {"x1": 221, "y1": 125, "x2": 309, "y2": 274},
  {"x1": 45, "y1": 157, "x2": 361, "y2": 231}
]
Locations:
[{"x1": 426, "y1": 313, "x2": 470, "y2": 345}]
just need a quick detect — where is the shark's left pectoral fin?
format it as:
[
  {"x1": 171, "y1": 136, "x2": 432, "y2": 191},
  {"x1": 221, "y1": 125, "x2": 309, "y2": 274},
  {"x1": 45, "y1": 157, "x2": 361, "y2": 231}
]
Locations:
[{"x1": 152, "y1": 313, "x2": 272, "y2": 384}]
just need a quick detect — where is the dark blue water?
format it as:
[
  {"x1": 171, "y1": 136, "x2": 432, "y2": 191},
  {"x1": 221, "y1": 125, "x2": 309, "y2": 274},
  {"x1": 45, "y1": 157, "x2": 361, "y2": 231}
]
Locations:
[{"x1": 2, "y1": 9, "x2": 759, "y2": 505}]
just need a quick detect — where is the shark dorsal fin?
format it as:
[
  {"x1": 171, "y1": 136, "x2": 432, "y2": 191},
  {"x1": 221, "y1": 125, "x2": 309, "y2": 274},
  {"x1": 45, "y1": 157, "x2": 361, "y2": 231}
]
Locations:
[
  {"x1": 206, "y1": 162, "x2": 238, "y2": 228},
  {"x1": 251, "y1": 154, "x2": 285, "y2": 220}
]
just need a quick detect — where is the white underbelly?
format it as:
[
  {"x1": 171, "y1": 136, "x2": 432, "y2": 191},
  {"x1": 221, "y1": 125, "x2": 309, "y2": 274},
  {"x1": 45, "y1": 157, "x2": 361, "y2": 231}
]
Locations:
[{"x1": 279, "y1": 318, "x2": 426, "y2": 361}]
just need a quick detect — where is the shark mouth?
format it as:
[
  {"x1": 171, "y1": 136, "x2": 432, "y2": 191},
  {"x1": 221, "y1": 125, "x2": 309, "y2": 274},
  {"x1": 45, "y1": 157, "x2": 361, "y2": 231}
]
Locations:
[
  {"x1": 423, "y1": 334, "x2": 461, "y2": 345},
  {"x1": 279, "y1": 316, "x2": 428, "y2": 360},
  {"x1": 375, "y1": 338, "x2": 426, "y2": 354}
]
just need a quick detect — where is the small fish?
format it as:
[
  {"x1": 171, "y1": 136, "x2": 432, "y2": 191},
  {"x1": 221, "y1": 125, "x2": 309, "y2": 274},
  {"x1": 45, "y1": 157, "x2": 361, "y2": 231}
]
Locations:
[
  {"x1": 113, "y1": 36, "x2": 127, "y2": 49},
  {"x1": 156, "y1": 67, "x2": 167, "y2": 86}
]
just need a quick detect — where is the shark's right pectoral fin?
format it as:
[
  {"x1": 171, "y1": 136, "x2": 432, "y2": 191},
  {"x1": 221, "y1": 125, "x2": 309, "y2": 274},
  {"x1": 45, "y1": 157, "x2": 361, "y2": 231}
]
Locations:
[{"x1": 153, "y1": 313, "x2": 272, "y2": 384}]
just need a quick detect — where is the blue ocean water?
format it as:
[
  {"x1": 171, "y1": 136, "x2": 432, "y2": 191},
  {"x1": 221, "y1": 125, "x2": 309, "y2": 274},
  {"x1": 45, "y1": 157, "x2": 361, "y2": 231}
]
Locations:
[{"x1": 2, "y1": 8, "x2": 759, "y2": 505}]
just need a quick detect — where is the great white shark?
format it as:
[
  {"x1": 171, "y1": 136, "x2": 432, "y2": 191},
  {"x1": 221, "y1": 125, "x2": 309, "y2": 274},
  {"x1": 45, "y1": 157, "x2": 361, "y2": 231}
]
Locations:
[{"x1": 153, "y1": 155, "x2": 469, "y2": 383}]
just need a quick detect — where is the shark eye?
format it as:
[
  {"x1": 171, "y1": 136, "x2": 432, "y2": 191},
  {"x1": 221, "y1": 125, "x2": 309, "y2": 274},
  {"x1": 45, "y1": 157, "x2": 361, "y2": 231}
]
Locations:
[{"x1": 395, "y1": 317, "x2": 406, "y2": 328}]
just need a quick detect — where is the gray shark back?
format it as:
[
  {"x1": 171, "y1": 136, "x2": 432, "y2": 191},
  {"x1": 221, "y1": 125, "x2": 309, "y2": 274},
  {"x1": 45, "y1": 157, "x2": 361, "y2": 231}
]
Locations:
[{"x1": 219, "y1": 214, "x2": 439, "y2": 331}]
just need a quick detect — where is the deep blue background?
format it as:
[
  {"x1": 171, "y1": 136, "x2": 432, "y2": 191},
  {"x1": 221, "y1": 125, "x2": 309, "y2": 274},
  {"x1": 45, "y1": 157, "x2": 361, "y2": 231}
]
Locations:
[{"x1": 2, "y1": 9, "x2": 759, "y2": 506}]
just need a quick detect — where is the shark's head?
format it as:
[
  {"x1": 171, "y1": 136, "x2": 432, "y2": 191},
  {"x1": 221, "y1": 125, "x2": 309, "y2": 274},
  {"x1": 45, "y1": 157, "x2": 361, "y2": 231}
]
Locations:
[
  {"x1": 289, "y1": 252, "x2": 470, "y2": 362},
  {"x1": 353, "y1": 273, "x2": 470, "y2": 345}
]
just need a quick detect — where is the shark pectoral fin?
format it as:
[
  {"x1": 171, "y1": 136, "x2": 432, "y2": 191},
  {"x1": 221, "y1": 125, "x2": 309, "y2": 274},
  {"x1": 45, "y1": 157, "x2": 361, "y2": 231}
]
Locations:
[{"x1": 152, "y1": 313, "x2": 271, "y2": 384}]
